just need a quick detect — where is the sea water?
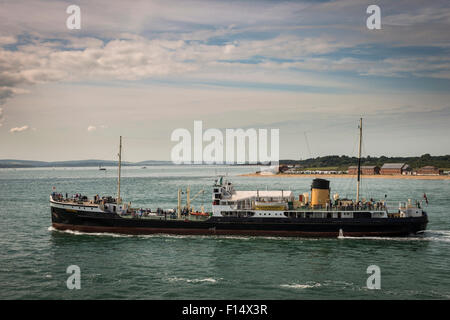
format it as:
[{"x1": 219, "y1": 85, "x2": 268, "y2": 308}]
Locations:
[{"x1": 0, "y1": 165, "x2": 449, "y2": 299}]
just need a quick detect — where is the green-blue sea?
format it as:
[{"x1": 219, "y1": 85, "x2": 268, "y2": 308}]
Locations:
[{"x1": 0, "y1": 165, "x2": 449, "y2": 300}]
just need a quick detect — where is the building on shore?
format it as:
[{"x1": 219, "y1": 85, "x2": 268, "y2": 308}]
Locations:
[
  {"x1": 348, "y1": 165, "x2": 380, "y2": 175},
  {"x1": 380, "y1": 163, "x2": 412, "y2": 175},
  {"x1": 417, "y1": 166, "x2": 442, "y2": 176}
]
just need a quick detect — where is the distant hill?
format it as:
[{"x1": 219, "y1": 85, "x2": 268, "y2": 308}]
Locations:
[
  {"x1": 280, "y1": 154, "x2": 450, "y2": 170},
  {"x1": 134, "y1": 160, "x2": 174, "y2": 166},
  {"x1": 1, "y1": 154, "x2": 449, "y2": 169},
  {"x1": 0, "y1": 159, "x2": 50, "y2": 168},
  {"x1": 0, "y1": 159, "x2": 170, "y2": 168}
]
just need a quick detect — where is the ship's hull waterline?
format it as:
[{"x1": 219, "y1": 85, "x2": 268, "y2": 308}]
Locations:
[{"x1": 51, "y1": 207, "x2": 428, "y2": 238}]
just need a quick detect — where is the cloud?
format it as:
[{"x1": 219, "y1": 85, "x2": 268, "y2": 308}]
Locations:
[
  {"x1": 0, "y1": 87, "x2": 21, "y2": 104},
  {"x1": 0, "y1": 1, "x2": 448, "y2": 84},
  {"x1": 1, "y1": 31, "x2": 446, "y2": 101},
  {"x1": 0, "y1": 0, "x2": 449, "y2": 119},
  {"x1": 87, "y1": 124, "x2": 107, "y2": 132},
  {"x1": 0, "y1": 33, "x2": 349, "y2": 112},
  {"x1": 0, "y1": 0, "x2": 310, "y2": 38},
  {"x1": 383, "y1": 6, "x2": 450, "y2": 27},
  {"x1": 0, "y1": 36, "x2": 16, "y2": 45},
  {"x1": 10, "y1": 125, "x2": 29, "y2": 133}
]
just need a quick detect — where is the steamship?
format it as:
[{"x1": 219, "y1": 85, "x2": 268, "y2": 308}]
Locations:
[{"x1": 50, "y1": 120, "x2": 428, "y2": 237}]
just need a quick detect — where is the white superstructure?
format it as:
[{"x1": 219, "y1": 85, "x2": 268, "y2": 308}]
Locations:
[
  {"x1": 211, "y1": 177, "x2": 423, "y2": 219},
  {"x1": 50, "y1": 195, "x2": 128, "y2": 214}
]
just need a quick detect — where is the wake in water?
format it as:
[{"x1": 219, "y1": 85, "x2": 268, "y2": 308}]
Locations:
[
  {"x1": 280, "y1": 282, "x2": 322, "y2": 289},
  {"x1": 280, "y1": 280, "x2": 358, "y2": 290},
  {"x1": 47, "y1": 226, "x2": 301, "y2": 241},
  {"x1": 48, "y1": 226, "x2": 134, "y2": 238},
  {"x1": 166, "y1": 276, "x2": 221, "y2": 284},
  {"x1": 48, "y1": 226, "x2": 254, "y2": 240},
  {"x1": 48, "y1": 226, "x2": 450, "y2": 243},
  {"x1": 338, "y1": 230, "x2": 450, "y2": 242}
]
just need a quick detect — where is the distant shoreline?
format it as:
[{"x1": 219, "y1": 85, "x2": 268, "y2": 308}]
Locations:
[{"x1": 241, "y1": 173, "x2": 450, "y2": 180}]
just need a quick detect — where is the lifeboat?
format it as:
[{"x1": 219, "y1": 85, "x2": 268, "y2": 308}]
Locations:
[{"x1": 254, "y1": 201, "x2": 287, "y2": 211}]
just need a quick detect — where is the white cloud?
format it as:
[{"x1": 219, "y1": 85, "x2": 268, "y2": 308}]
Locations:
[
  {"x1": 0, "y1": 34, "x2": 350, "y2": 111},
  {"x1": 10, "y1": 125, "x2": 29, "y2": 133},
  {"x1": 87, "y1": 124, "x2": 107, "y2": 132},
  {"x1": 0, "y1": 36, "x2": 16, "y2": 45},
  {"x1": 65, "y1": 37, "x2": 104, "y2": 49}
]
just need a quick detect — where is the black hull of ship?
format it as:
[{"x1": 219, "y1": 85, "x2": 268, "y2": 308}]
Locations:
[{"x1": 51, "y1": 207, "x2": 428, "y2": 237}]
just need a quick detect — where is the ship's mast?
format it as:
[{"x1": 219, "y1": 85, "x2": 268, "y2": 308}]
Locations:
[
  {"x1": 187, "y1": 186, "x2": 191, "y2": 213},
  {"x1": 117, "y1": 136, "x2": 122, "y2": 204},
  {"x1": 356, "y1": 118, "x2": 362, "y2": 203},
  {"x1": 177, "y1": 188, "x2": 181, "y2": 219}
]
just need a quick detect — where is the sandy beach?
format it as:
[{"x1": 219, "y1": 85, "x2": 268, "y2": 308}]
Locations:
[{"x1": 241, "y1": 173, "x2": 450, "y2": 180}]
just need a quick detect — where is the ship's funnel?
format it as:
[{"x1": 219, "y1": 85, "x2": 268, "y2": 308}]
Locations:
[{"x1": 311, "y1": 178, "x2": 330, "y2": 208}]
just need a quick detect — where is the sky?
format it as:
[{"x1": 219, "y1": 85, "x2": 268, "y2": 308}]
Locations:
[{"x1": 0, "y1": 0, "x2": 449, "y2": 162}]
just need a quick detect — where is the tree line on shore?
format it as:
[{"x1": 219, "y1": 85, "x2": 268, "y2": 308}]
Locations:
[{"x1": 279, "y1": 154, "x2": 450, "y2": 170}]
